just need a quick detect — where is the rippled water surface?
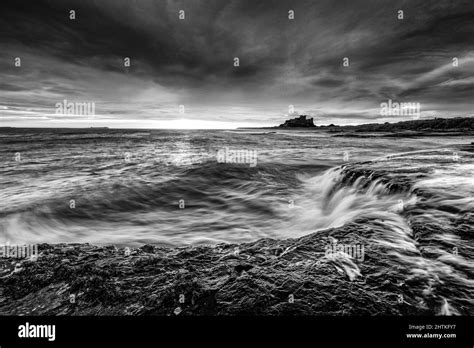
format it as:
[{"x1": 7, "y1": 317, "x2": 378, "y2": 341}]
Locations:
[{"x1": 0, "y1": 128, "x2": 472, "y2": 248}]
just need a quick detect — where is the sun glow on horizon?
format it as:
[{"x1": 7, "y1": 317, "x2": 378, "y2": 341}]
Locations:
[
  {"x1": 0, "y1": 116, "x2": 269, "y2": 130},
  {"x1": 141, "y1": 118, "x2": 257, "y2": 129}
]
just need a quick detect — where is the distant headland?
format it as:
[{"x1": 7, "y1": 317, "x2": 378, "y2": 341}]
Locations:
[
  {"x1": 240, "y1": 116, "x2": 474, "y2": 135},
  {"x1": 317, "y1": 116, "x2": 474, "y2": 134}
]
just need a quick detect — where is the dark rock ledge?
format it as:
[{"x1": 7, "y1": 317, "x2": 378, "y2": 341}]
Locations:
[{"x1": 0, "y1": 222, "x2": 450, "y2": 316}]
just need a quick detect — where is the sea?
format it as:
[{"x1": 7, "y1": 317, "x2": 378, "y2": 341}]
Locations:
[{"x1": 0, "y1": 128, "x2": 472, "y2": 248}]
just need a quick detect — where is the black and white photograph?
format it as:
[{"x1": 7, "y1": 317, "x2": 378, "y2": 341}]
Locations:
[{"x1": 0, "y1": 0, "x2": 473, "y2": 345}]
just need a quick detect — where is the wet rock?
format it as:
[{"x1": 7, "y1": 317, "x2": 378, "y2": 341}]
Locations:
[
  {"x1": 234, "y1": 264, "x2": 253, "y2": 274},
  {"x1": 140, "y1": 244, "x2": 155, "y2": 253}
]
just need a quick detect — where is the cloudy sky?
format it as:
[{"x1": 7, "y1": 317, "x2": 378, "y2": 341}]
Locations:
[{"x1": 0, "y1": 0, "x2": 473, "y2": 128}]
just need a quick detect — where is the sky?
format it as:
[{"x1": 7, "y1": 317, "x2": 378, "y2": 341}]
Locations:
[{"x1": 0, "y1": 0, "x2": 473, "y2": 128}]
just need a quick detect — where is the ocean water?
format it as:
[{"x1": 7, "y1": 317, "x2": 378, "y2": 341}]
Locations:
[{"x1": 0, "y1": 128, "x2": 472, "y2": 248}]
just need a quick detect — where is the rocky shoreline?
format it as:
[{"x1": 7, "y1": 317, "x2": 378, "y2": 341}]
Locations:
[{"x1": 0, "y1": 222, "x2": 415, "y2": 316}]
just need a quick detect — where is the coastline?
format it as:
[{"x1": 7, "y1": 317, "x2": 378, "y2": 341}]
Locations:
[
  {"x1": 0, "y1": 222, "x2": 417, "y2": 316},
  {"x1": 238, "y1": 116, "x2": 474, "y2": 136}
]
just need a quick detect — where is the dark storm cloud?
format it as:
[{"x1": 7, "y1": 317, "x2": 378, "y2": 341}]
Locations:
[
  {"x1": 0, "y1": 0, "x2": 473, "y2": 127},
  {"x1": 311, "y1": 77, "x2": 347, "y2": 88},
  {"x1": 0, "y1": 82, "x2": 25, "y2": 92}
]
